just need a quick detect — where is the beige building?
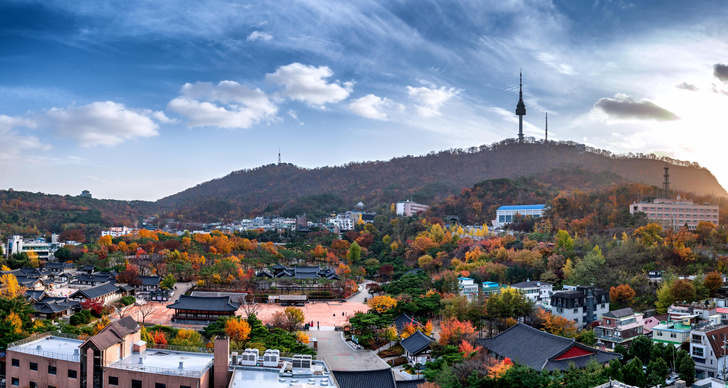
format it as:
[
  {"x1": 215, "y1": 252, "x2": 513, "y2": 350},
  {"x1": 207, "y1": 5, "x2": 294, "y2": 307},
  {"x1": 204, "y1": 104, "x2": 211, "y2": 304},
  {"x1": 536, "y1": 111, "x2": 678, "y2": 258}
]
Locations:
[{"x1": 630, "y1": 198, "x2": 719, "y2": 230}]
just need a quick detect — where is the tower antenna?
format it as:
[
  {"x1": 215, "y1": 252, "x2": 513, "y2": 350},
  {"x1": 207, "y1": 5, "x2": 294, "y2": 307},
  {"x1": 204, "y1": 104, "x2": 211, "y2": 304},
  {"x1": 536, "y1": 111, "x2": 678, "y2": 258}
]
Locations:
[
  {"x1": 278, "y1": 148, "x2": 281, "y2": 165},
  {"x1": 515, "y1": 70, "x2": 527, "y2": 143},
  {"x1": 663, "y1": 166, "x2": 670, "y2": 198},
  {"x1": 545, "y1": 112, "x2": 548, "y2": 142}
]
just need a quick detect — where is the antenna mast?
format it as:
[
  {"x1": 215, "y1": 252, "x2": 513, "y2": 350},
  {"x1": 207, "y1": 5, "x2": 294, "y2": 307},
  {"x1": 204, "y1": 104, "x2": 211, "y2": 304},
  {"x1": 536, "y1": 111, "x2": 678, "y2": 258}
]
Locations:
[
  {"x1": 278, "y1": 148, "x2": 281, "y2": 165},
  {"x1": 545, "y1": 113, "x2": 548, "y2": 142},
  {"x1": 663, "y1": 166, "x2": 670, "y2": 198}
]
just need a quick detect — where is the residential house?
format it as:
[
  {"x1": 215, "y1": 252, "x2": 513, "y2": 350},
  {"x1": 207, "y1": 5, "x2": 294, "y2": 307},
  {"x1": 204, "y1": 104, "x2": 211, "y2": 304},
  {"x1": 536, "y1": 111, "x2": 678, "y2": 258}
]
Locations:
[
  {"x1": 690, "y1": 323, "x2": 728, "y2": 380},
  {"x1": 510, "y1": 280, "x2": 553, "y2": 305},
  {"x1": 652, "y1": 319, "x2": 693, "y2": 346},
  {"x1": 458, "y1": 277, "x2": 479, "y2": 301},
  {"x1": 593, "y1": 308, "x2": 645, "y2": 350},
  {"x1": 477, "y1": 323, "x2": 621, "y2": 371},
  {"x1": 669, "y1": 303, "x2": 719, "y2": 326},
  {"x1": 481, "y1": 282, "x2": 501, "y2": 296},
  {"x1": 550, "y1": 286, "x2": 610, "y2": 328}
]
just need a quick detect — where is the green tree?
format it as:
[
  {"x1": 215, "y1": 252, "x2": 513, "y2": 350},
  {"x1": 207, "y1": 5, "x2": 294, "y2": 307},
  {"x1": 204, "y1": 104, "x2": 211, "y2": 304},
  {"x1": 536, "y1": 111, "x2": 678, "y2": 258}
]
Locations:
[
  {"x1": 622, "y1": 357, "x2": 646, "y2": 387},
  {"x1": 678, "y1": 354, "x2": 695, "y2": 385},
  {"x1": 576, "y1": 329, "x2": 596, "y2": 346},
  {"x1": 569, "y1": 246, "x2": 606, "y2": 286},
  {"x1": 160, "y1": 274, "x2": 176, "y2": 290},
  {"x1": 629, "y1": 336, "x2": 652, "y2": 364},
  {"x1": 655, "y1": 280, "x2": 674, "y2": 314},
  {"x1": 646, "y1": 358, "x2": 669, "y2": 387},
  {"x1": 606, "y1": 358, "x2": 623, "y2": 382},
  {"x1": 347, "y1": 242, "x2": 361, "y2": 263}
]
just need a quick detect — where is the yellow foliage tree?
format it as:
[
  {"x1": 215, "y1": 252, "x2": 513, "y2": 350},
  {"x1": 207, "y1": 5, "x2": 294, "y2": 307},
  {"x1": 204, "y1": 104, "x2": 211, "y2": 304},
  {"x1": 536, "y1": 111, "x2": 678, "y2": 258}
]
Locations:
[
  {"x1": 6, "y1": 311, "x2": 23, "y2": 334},
  {"x1": 367, "y1": 295, "x2": 397, "y2": 313},
  {"x1": 0, "y1": 274, "x2": 24, "y2": 298},
  {"x1": 422, "y1": 320, "x2": 434, "y2": 336},
  {"x1": 92, "y1": 316, "x2": 111, "y2": 335},
  {"x1": 99, "y1": 235, "x2": 113, "y2": 246},
  {"x1": 26, "y1": 251, "x2": 40, "y2": 268},
  {"x1": 401, "y1": 322, "x2": 417, "y2": 339},
  {"x1": 296, "y1": 331, "x2": 310, "y2": 344},
  {"x1": 225, "y1": 318, "x2": 251, "y2": 342}
]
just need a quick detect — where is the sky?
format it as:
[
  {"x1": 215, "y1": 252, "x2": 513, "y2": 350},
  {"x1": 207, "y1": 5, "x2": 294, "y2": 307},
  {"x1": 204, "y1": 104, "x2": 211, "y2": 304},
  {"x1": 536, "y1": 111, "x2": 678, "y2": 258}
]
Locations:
[{"x1": 2, "y1": 0, "x2": 728, "y2": 201}]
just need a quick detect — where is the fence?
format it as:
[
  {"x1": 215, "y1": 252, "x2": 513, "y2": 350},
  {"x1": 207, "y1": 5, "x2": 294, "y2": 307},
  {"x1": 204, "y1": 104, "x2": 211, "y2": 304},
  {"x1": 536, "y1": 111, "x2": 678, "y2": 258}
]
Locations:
[{"x1": 105, "y1": 360, "x2": 214, "y2": 378}]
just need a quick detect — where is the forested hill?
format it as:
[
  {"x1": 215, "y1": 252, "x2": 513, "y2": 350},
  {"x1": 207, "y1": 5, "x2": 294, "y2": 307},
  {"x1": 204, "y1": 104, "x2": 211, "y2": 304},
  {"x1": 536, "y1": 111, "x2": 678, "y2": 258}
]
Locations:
[{"x1": 159, "y1": 139, "x2": 727, "y2": 220}]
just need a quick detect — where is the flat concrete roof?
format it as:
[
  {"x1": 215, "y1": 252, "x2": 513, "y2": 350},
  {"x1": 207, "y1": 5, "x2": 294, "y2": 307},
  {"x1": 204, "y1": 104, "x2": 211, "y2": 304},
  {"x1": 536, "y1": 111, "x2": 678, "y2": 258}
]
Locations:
[
  {"x1": 229, "y1": 366, "x2": 334, "y2": 388},
  {"x1": 106, "y1": 349, "x2": 214, "y2": 377},
  {"x1": 11, "y1": 336, "x2": 83, "y2": 361}
]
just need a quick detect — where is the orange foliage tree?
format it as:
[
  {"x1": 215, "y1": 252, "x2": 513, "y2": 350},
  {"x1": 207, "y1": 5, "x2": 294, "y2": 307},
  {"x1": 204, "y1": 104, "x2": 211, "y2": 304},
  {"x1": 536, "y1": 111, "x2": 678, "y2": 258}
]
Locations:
[
  {"x1": 401, "y1": 322, "x2": 417, "y2": 339},
  {"x1": 152, "y1": 330, "x2": 168, "y2": 345},
  {"x1": 439, "y1": 318, "x2": 476, "y2": 345},
  {"x1": 487, "y1": 358, "x2": 513, "y2": 378},
  {"x1": 458, "y1": 340, "x2": 482, "y2": 358},
  {"x1": 225, "y1": 318, "x2": 251, "y2": 342},
  {"x1": 537, "y1": 310, "x2": 577, "y2": 338},
  {"x1": 609, "y1": 284, "x2": 636, "y2": 307}
]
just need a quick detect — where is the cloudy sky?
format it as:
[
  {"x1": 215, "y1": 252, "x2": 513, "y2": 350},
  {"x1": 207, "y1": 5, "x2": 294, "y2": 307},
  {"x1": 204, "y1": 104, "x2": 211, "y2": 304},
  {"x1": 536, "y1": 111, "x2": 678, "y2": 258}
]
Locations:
[{"x1": 2, "y1": 0, "x2": 728, "y2": 200}]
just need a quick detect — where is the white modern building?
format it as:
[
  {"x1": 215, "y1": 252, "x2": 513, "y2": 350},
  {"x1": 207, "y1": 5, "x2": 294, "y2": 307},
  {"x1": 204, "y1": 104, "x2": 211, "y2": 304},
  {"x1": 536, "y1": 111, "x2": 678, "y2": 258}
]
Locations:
[
  {"x1": 690, "y1": 323, "x2": 728, "y2": 380},
  {"x1": 327, "y1": 214, "x2": 355, "y2": 231},
  {"x1": 396, "y1": 200, "x2": 429, "y2": 217},
  {"x1": 458, "y1": 277, "x2": 479, "y2": 301},
  {"x1": 101, "y1": 226, "x2": 134, "y2": 238},
  {"x1": 5, "y1": 235, "x2": 60, "y2": 260},
  {"x1": 630, "y1": 197, "x2": 719, "y2": 230},
  {"x1": 510, "y1": 280, "x2": 553, "y2": 305},
  {"x1": 492, "y1": 204, "x2": 546, "y2": 229}
]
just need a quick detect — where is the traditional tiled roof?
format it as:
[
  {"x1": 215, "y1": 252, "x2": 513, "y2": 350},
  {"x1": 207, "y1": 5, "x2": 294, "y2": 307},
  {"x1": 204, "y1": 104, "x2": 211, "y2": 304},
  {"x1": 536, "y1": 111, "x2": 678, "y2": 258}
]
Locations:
[
  {"x1": 74, "y1": 273, "x2": 114, "y2": 284},
  {"x1": 396, "y1": 380, "x2": 427, "y2": 388},
  {"x1": 604, "y1": 308, "x2": 635, "y2": 318},
  {"x1": 167, "y1": 295, "x2": 241, "y2": 312},
  {"x1": 82, "y1": 316, "x2": 139, "y2": 351},
  {"x1": 139, "y1": 276, "x2": 161, "y2": 286},
  {"x1": 294, "y1": 266, "x2": 320, "y2": 279},
  {"x1": 393, "y1": 314, "x2": 420, "y2": 333},
  {"x1": 477, "y1": 323, "x2": 620, "y2": 371},
  {"x1": 25, "y1": 290, "x2": 46, "y2": 301},
  {"x1": 400, "y1": 330, "x2": 433, "y2": 356},
  {"x1": 33, "y1": 299, "x2": 77, "y2": 314},
  {"x1": 70, "y1": 282, "x2": 119, "y2": 300},
  {"x1": 333, "y1": 369, "x2": 397, "y2": 388}
]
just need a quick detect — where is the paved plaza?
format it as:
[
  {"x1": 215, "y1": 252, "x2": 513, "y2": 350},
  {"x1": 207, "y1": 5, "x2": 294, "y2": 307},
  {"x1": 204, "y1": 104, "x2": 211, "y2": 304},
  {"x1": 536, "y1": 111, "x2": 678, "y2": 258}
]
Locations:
[{"x1": 311, "y1": 329, "x2": 390, "y2": 371}]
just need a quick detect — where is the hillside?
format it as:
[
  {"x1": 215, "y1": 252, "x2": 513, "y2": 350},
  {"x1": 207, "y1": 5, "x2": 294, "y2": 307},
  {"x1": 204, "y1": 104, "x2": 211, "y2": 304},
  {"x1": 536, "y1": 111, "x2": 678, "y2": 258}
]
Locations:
[
  {"x1": 0, "y1": 190, "x2": 156, "y2": 240},
  {"x1": 159, "y1": 139, "x2": 727, "y2": 220}
]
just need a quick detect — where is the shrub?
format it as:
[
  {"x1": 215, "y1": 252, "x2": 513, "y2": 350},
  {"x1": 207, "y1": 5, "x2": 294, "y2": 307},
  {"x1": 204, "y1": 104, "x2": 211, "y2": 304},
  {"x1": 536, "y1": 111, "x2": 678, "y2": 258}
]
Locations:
[
  {"x1": 70, "y1": 310, "x2": 93, "y2": 326},
  {"x1": 120, "y1": 296, "x2": 136, "y2": 306},
  {"x1": 387, "y1": 357, "x2": 408, "y2": 367},
  {"x1": 378, "y1": 345, "x2": 405, "y2": 358}
]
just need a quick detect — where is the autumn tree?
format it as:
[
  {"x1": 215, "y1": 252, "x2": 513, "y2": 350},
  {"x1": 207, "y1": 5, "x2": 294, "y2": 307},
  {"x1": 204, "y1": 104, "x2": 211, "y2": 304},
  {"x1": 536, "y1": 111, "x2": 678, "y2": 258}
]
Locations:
[
  {"x1": 401, "y1": 322, "x2": 417, "y2": 339},
  {"x1": 610, "y1": 284, "x2": 636, "y2": 308},
  {"x1": 296, "y1": 331, "x2": 310, "y2": 344},
  {"x1": 458, "y1": 340, "x2": 482, "y2": 359},
  {"x1": 670, "y1": 279, "x2": 696, "y2": 302},
  {"x1": 152, "y1": 330, "x2": 168, "y2": 345},
  {"x1": 704, "y1": 270, "x2": 723, "y2": 297},
  {"x1": 439, "y1": 318, "x2": 476, "y2": 346},
  {"x1": 0, "y1": 274, "x2": 25, "y2": 298},
  {"x1": 269, "y1": 307, "x2": 305, "y2": 332},
  {"x1": 537, "y1": 310, "x2": 577, "y2": 338},
  {"x1": 225, "y1": 318, "x2": 251, "y2": 342},
  {"x1": 368, "y1": 295, "x2": 397, "y2": 313}
]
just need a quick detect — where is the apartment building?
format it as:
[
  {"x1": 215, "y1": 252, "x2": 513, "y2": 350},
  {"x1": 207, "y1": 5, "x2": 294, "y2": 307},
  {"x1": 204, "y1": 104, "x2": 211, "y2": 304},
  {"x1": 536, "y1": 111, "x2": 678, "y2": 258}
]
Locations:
[
  {"x1": 492, "y1": 205, "x2": 546, "y2": 229},
  {"x1": 593, "y1": 308, "x2": 645, "y2": 350},
  {"x1": 551, "y1": 286, "x2": 610, "y2": 328},
  {"x1": 395, "y1": 200, "x2": 429, "y2": 217},
  {"x1": 630, "y1": 198, "x2": 719, "y2": 230}
]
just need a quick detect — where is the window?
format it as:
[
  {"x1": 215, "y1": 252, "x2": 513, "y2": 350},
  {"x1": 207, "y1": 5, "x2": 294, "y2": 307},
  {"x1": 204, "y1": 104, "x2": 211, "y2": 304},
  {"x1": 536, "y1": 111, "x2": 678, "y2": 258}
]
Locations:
[
  {"x1": 68, "y1": 370, "x2": 78, "y2": 379},
  {"x1": 181, "y1": 386, "x2": 192, "y2": 388},
  {"x1": 156, "y1": 384, "x2": 166, "y2": 388},
  {"x1": 132, "y1": 380, "x2": 143, "y2": 388},
  {"x1": 30, "y1": 382, "x2": 37, "y2": 388},
  {"x1": 11, "y1": 378, "x2": 19, "y2": 386},
  {"x1": 30, "y1": 362, "x2": 38, "y2": 371},
  {"x1": 12, "y1": 358, "x2": 19, "y2": 367},
  {"x1": 48, "y1": 365, "x2": 57, "y2": 375},
  {"x1": 693, "y1": 347, "x2": 705, "y2": 357}
]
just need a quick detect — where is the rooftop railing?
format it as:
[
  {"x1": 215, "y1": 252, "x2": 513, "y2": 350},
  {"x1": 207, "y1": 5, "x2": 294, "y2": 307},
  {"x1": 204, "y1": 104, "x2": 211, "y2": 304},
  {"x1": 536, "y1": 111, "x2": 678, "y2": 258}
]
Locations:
[
  {"x1": 6, "y1": 332, "x2": 83, "y2": 349},
  {"x1": 105, "y1": 359, "x2": 214, "y2": 378}
]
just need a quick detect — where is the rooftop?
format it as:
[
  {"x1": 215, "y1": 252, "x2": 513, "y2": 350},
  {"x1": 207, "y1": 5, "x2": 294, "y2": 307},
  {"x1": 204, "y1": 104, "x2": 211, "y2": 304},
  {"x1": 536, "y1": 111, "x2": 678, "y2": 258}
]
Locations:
[
  {"x1": 229, "y1": 364, "x2": 335, "y2": 388},
  {"x1": 10, "y1": 336, "x2": 83, "y2": 361},
  {"x1": 497, "y1": 204, "x2": 546, "y2": 211},
  {"x1": 106, "y1": 349, "x2": 214, "y2": 378},
  {"x1": 653, "y1": 321, "x2": 692, "y2": 332}
]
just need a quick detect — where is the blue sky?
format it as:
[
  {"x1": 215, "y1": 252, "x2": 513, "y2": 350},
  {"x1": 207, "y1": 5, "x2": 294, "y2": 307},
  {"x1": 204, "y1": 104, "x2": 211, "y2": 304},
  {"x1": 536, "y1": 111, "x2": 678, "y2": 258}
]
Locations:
[{"x1": 2, "y1": 0, "x2": 728, "y2": 200}]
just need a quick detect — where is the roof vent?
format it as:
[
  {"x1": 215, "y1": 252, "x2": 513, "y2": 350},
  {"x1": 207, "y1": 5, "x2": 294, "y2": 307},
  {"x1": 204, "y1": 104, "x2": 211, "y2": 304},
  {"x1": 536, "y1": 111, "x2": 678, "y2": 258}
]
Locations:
[
  {"x1": 36, "y1": 345, "x2": 42, "y2": 350},
  {"x1": 179, "y1": 362, "x2": 184, "y2": 369},
  {"x1": 138, "y1": 358, "x2": 144, "y2": 365},
  {"x1": 74, "y1": 349, "x2": 79, "y2": 356}
]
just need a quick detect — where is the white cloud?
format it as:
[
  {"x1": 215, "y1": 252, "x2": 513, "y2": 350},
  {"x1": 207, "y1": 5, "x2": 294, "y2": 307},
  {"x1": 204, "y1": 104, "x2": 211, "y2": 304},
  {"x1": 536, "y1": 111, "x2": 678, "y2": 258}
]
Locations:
[
  {"x1": 266, "y1": 63, "x2": 353, "y2": 108},
  {"x1": 46, "y1": 102, "x2": 162, "y2": 146},
  {"x1": 247, "y1": 31, "x2": 273, "y2": 42},
  {"x1": 168, "y1": 81, "x2": 278, "y2": 128},
  {"x1": 287, "y1": 109, "x2": 298, "y2": 120},
  {"x1": 348, "y1": 94, "x2": 403, "y2": 121},
  {"x1": 406, "y1": 85, "x2": 460, "y2": 118},
  {"x1": 0, "y1": 115, "x2": 48, "y2": 162}
]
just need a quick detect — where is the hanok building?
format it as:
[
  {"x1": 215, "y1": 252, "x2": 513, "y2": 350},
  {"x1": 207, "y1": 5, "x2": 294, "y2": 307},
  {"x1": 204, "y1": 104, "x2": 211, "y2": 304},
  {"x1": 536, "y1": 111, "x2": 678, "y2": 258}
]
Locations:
[
  {"x1": 69, "y1": 282, "x2": 122, "y2": 305},
  {"x1": 33, "y1": 296, "x2": 79, "y2": 320},
  {"x1": 477, "y1": 323, "x2": 621, "y2": 371},
  {"x1": 259, "y1": 265, "x2": 339, "y2": 281},
  {"x1": 137, "y1": 276, "x2": 161, "y2": 294},
  {"x1": 550, "y1": 286, "x2": 610, "y2": 328},
  {"x1": 392, "y1": 314, "x2": 421, "y2": 333},
  {"x1": 593, "y1": 308, "x2": 645, "y2": 350},
  {"x1": 400, "y1": 330, "x2": 434, "y2": 365},
  {"x1": 167, "y1": 295, "x2": 241, "y2": 323}
]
